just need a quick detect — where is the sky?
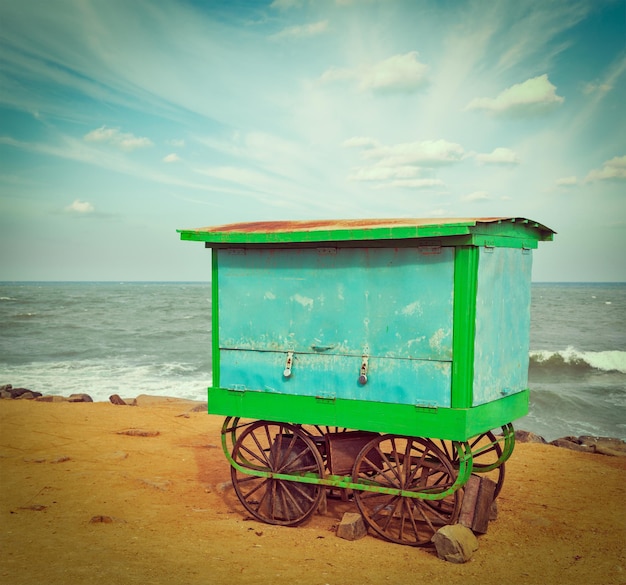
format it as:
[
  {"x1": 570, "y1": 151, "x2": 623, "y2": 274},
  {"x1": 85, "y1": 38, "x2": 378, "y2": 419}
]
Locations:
[{"x1": 0, "y1": 0, "x2": 624, "y2": 282}]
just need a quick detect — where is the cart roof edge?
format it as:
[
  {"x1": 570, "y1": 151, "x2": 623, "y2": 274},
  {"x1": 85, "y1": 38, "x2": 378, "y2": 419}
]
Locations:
[{"x1": 177, "y1": 217, "x2": 555, "y2": 246}]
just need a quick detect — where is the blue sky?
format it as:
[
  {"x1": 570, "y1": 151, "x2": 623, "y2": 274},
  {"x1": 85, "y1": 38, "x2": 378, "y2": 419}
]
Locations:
[{"x1": 1, "y1": 0, "x2": 624, "y2": 281}]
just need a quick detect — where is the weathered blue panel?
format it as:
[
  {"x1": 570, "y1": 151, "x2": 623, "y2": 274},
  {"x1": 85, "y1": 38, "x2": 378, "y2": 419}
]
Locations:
[
  {"x1": 219, "y1": 247, "x2": 454, "y2": 360},
  {"x1": 218, "y1": 246, "x2": 454, "y2": 407},
  {"x1": 220, "y1": 349, "x2": 452, "y2": 407},
  {"x1": 472, "y1": 247, "x2": 532, "y2": 405}
]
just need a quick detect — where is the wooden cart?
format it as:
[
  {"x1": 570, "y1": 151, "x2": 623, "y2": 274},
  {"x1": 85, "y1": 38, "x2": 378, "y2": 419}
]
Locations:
[{"x1": 178, "y1": 217, "x2": 554, "y2": 545}]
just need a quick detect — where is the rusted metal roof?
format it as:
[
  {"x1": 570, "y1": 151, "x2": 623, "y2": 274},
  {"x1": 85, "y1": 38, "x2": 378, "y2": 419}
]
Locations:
[{"x1": 178, "y1": 217, "x2": 555, "y2": 247}]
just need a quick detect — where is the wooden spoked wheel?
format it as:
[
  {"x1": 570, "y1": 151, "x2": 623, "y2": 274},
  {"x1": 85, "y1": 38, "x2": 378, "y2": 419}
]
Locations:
[
  {"x1": 352, "y1": 435, "x2": 461, "y2": 546},
  {"x1": 434, "y1": 425, "x2": 513, "y2": 499},
  {"x1": 230, "y1": 421, "x2": 325, "y2": 526}
]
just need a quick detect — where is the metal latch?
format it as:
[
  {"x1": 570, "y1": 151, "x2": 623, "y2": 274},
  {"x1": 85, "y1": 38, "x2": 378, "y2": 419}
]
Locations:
[
  {"x1": 283, "y1": 351, "x2": 294, "y2": 378},
  {"x1": 358, "y1": 355, "x2": 369, "y2": 385}
]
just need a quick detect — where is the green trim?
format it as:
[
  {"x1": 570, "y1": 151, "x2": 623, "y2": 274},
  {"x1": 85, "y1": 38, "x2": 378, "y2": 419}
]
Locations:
[
  {"x1": 451, "y1": 246, "x2": 478, "y2": 408},
  {"x1": 207, "y1": 386, "x2": 529, "y2": 442},
  {"x1": 211, "y1": 250, "x2": 220, "y2": 388},
  {"x1": 178, "y1": 218, "x2": 554, "y2": 247}
]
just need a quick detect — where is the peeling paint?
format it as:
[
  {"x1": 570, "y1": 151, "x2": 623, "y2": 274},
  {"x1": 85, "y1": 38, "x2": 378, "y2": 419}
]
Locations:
[
  {"x1": 401, "y1": 300, "x2": 423, "y2": 317},
  {"x1": 290, "y1": 293, "x2": 314, "y2": 309},
  {"x1": 429, "y1": 328, "x2": 447, "y2": 351}
]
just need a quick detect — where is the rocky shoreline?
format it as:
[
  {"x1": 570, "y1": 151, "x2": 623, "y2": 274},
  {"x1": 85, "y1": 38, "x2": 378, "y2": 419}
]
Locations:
[{"x1": 2, "y1": 382, "x2": 625, "y2": 457}]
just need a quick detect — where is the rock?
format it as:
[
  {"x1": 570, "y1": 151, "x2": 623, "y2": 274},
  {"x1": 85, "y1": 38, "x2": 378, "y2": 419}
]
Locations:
[
  {"x1": 550, "y1": 438, "x2": 594, "y2": 452},
  {"x1": 0, "y1": 390, "x2": 12, "y2": 399},
  {"x1": 109, "y1": 394, "x2": 127, "y2": 405},
  {"x1": 117, "y1": 429, "x2": 160, "y2": 437},
  {"x1": 432, "y1": 524, "x2": 479, "y2": 564},
  {"x1": 89, "y1": 515, "x2": 126, "y2": 524},
  {"x1": 336, "y1": 512, "x2": 367, "y2": 541},
  {"x1": 140, "y1": 478, "x2": 171, "y2": 491},
  {"x1": 68, "y1": 393, "x2": 93, "y2": 403},
  {"x1": 579, "y1": 436, "x2": 626, "y2": 457},
  {"x1": 0, "y1": 384, "x2": 12, "y2": 392},
  {"x1": 187, "y1": 402, "x2": 208, "y2": 413},
  {"x1": 514, "y1": 430, "x2": 547, "y2": 444},
  {"x1": 50, "y1": 456, "x2": 71, "y2": 464},
  {"x1": 35, "y1": 395, "x2": 68, "y2": 402},
  {"x1": 16, "y1": 391, "x2": 36, "y2": 400},
  {"x1": 8, "y1": 387, "x2": 41, "y2": 399},
  {"x1": 215, "y1": 480, "x2": 233, "y2": 493}
]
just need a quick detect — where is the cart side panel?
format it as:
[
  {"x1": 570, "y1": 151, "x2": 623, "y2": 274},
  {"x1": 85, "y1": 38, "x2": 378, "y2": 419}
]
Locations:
[
  {"x1": 472, "y1": 247, "x2": 532, "y2": 406},
  {"x1": 217, "y1": 246, "x2": 455, "y2": 408}
]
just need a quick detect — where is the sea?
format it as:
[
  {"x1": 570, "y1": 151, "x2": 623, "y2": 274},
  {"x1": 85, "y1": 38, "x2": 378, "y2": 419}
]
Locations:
[{"x1": 1, "y1": 282, "x2": 624, "y2": 442}]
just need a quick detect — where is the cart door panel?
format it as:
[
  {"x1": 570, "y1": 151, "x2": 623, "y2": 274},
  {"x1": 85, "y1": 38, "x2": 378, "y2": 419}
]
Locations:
[
  {"x1": 220, "y1": 349, "x2": 452, "y2": 407},
  {"x1": 218, "y1": 247, "x2": 454, "y2": 361}
]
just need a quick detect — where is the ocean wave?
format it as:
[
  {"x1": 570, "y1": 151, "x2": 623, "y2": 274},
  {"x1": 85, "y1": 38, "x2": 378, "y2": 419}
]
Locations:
[{"x1": 530, "y1": 347, "x2": 626, "y2": 374}]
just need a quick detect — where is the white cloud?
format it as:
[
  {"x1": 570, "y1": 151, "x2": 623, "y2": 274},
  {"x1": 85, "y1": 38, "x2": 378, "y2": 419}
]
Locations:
[
  {"x1": 321, "y1": 52, "x2": 429, "y2": 94},
  {"x1": 584, "y1": 155, "x2": 626, "y2": 182},
  {"x1": 365, "y1": 139, "x2": 465, "y2": 166},
  {"x1": 461, "y1": 191, "x2": 491, "y2": 202},
  {"x1": 388, "y1": 178, "x2": 445, "y2": 189},
  {"x1": 466, "y1": 74, "x2": 564, "y2": 116},
  {"x1": 65, "y1": 199, "x2": 95, "y2": 214},
  {"x1": 348, "y1": 165, "x2": 420, "y2": 182},
  {"x1": 271, "y1": 20, "x2": 329, "y2": 39},
  {"x1": 163, "y1": 153, "x2": 180, "y2": 163},
  {"x1": 555, "y1": 176, "x2": 578, "y2": 187},
  {"x1": 342, "y1": 136, "x2": 381, "y2": 149},
  {"x1": 84, "y1": 126, "x2": 153, "y2": 151},
  {"x1": 475, "y1": 147, "x2": 520, "y2": 165}
]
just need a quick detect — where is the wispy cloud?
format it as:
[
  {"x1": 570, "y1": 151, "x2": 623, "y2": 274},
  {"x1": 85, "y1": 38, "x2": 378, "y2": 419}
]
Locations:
[
  {"x1": 584, "y1": 155, "x2": 626, "y2": 182},
  {"x1": 163, "y1": 153, "x2": 180, "y2": 163},
  {"x1": 475, "y1": 147, "x2": 520, "y2": 165},
  {"x1": 84, "y1": 126, "x2": 153, "y2": 151},
  {"x1": 65, "y1": 199, "x2": 95, "y2": 214},
  {"x1": 555, "y1": 176, "x2": 578, "y2": 187},
  {"x1": 466, "y1": 74, "x2": 564, "y2": 117},
  {"x1": 321, "y1": 52, "x2": 429, "y2": 94},
  {"x1": 271, "y1": 20, "x2": 329, "y2": 39},
  {"x1": 461, "y1": 191, "x2": 491, "y2": 202}
]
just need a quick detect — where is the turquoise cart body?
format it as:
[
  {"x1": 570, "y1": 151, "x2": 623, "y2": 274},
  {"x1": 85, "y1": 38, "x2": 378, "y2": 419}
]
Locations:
[{"x1": 178, "y1": 217, "x2": 554, "y2": 441}]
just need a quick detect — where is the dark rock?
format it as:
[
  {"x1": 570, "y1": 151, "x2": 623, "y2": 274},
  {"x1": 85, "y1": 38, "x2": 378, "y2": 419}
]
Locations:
[
  {"x1": 0, "y1": 390, "x2": 12, "y2": 399},
  {"x1": 16, "y1": 391, "x2": 36, "y2": 400},
  {"x1": 432, "y1": 524, "x2": 478, "y2": 563},
  {"x1": 550, "y1": 438, "x2": 594, "y2": 453},
  {"x1": 109, "y1": 394, "x2": 127, "y2": 405},
  {"x1": 0, "y1": 383, "x2": 12, "y2": 392},
  {"x1": 579, "y1": 436, "x2": 626, "y2": 457},
  {"x1": 8, "y1": 387, "x2": 40, "y2": 399},
  {"x1": 68, "y1": 393, "x2": 93, "y2": 403},
  {"x1": 514, "y1": 430, "x2": 547, "y2": 444},
  {"x1": 89, "y1": 515, "x2": 126, "y2": 524}
]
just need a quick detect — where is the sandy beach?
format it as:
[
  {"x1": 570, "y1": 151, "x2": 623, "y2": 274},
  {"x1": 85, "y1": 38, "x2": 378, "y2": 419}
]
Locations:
[{"x1": 1, "y1": 397, "x2": 625, "y2": 585}]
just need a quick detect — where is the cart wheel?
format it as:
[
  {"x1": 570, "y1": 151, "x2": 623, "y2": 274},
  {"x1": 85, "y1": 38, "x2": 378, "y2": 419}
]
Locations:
[
  {"x1": 352, "y1": 435, "x2": 461, "y2": 546},
  {"x1": 434, "y1": 424, "x2": 514, "y2": 499},
  {"x1": 230, "y1": 421, "x2": 325, "y2": 526},
  {"x1": 221, "y1": 417, "x2": 257, "y2": 454}
]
